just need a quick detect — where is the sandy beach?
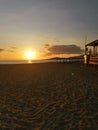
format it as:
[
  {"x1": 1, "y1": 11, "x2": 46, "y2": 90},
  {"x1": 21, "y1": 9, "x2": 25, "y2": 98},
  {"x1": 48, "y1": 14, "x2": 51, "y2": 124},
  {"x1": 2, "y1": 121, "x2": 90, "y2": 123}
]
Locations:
[{"x1": 0, "y1": 63, "x2": 98, "y2": 129}]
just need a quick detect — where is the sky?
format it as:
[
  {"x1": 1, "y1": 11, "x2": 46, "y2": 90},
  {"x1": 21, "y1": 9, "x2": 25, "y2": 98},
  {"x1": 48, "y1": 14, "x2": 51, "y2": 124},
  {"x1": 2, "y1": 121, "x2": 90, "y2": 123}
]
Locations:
[{"x1": 0, "y1": 0, "x2": 98, "y2": 60}]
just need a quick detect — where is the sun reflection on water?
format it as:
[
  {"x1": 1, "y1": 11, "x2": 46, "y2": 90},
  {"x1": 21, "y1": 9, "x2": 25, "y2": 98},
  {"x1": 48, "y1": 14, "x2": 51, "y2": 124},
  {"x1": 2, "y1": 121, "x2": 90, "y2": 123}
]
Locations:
[{"x1": 28, "y1": 60, "x2": 32, "y2": 64}]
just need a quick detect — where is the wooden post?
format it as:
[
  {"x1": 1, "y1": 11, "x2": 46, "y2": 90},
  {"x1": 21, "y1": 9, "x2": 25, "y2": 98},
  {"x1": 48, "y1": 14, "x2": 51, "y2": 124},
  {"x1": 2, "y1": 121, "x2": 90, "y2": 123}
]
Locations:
[
  {"x1": 95, "y1": 46, "x2": 97, "y2": 55},
  {"x1": 93, "y1": 46, "x2": 95, "y2": 55},
  {"x1": 85, "y1": 45, "x2": 86, "y2": 54}
]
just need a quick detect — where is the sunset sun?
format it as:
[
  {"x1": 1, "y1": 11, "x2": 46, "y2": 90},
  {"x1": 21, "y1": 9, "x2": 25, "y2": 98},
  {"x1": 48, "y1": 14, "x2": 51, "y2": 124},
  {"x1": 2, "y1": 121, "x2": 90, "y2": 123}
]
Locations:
[{"x1": 25, "y1": 50, "x2": 36, "y2": 60}]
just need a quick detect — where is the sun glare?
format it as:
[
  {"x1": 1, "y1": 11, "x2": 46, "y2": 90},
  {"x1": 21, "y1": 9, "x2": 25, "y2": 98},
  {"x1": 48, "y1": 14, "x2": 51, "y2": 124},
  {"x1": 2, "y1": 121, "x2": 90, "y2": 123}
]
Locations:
[{"x1": 25, "y1": 50, "x2": 36, "y2": 60}]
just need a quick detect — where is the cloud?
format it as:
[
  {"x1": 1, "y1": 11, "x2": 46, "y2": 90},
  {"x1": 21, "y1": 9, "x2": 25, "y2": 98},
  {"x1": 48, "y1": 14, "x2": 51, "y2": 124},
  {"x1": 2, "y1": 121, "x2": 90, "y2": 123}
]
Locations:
[
  {"x1": 7, "y1": 47, "x2": 18, "y2": 53},
  {"x1": 0, "y1": 48, "x2": 5, "y2": 52},
  {"x1": 40, "y1": 35, "x2": 61, "y2": 45},
  {"x1": 7, "y1": 50, "x2": 14, "y2": 52},
  {"x1": 44, "y1": 44, "x2": 50, "y2": 48},
  {"x1": 46, "y1": 44, "x2": 83, "y2": 55},
  {"x1": 11, "y1": 47, "x2": 18, "y2": 49}
]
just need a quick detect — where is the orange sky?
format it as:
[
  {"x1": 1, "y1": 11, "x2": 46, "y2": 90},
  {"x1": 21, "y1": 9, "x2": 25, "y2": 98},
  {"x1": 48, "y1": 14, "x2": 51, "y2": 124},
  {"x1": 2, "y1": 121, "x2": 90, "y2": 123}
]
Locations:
[{"x1": 0, "y1": 0, "x2": 98, "y2": 60}]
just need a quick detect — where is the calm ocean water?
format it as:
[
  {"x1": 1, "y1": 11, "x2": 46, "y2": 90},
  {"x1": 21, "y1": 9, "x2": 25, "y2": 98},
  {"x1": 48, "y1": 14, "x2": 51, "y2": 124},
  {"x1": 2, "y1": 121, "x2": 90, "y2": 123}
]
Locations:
[
  {"x1": 0, "y1": 60, "x2": 57, "y2": 64},
  {"x1": 0, "y1": 58, "x2": 83, "y2": 64}
]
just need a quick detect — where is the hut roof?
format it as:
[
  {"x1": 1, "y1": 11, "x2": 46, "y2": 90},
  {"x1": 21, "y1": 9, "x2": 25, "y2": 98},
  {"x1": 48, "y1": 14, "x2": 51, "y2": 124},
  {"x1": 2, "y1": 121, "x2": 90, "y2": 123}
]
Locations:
[{"x1": 86, "y1": 39, "x2": 98, "y2": 47}]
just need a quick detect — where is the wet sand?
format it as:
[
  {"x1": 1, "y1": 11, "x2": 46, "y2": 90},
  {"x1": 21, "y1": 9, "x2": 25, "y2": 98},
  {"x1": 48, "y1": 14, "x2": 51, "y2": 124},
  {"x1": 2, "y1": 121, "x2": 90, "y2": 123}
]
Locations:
[{"x1": 0, "y1": 63, "x2": 98, "y2": 129}]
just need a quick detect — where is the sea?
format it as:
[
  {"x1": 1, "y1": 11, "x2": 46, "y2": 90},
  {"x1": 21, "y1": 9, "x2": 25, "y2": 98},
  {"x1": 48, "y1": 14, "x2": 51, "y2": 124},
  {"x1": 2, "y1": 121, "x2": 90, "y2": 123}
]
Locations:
[
  {"x1": 0, "y1": 59, "x2": 57, "y2": 64},
  {"x1": 0, "y1": 58, "x2": 83, "y2": 64}
]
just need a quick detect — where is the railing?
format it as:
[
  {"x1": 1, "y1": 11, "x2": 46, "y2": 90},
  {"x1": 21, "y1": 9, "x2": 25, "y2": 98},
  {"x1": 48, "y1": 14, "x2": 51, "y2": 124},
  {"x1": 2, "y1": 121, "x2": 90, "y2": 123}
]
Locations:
[
  {"x1": 89, "y1": 56, "x2": 98, "y2": 65},
  {"x1": 57, "y1": 58, "x2": 83, "y2": 63}
]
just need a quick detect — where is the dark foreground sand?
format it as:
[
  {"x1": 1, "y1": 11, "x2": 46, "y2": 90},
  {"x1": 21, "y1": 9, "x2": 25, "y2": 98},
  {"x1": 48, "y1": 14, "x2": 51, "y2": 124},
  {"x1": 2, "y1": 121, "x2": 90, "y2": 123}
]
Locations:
[{"x1": 0, "y1": 63, "x2": 98, "y2": 129}]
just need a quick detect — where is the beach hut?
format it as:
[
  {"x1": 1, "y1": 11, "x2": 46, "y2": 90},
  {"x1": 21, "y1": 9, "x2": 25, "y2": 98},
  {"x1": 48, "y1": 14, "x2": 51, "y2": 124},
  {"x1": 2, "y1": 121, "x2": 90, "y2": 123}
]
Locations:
[{"x1": 84, "y1": 39, "x2": 98, "y2": 65}]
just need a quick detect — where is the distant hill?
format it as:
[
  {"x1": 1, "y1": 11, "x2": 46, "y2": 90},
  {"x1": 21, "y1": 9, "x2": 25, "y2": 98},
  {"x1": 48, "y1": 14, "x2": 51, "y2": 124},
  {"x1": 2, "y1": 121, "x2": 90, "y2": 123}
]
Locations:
[
  {"x1": 48, "y1": 55, "x2": 84, "y2": 60},
  {"x1": 69, "y1": 55, "x2": 84, "y2": 59}
]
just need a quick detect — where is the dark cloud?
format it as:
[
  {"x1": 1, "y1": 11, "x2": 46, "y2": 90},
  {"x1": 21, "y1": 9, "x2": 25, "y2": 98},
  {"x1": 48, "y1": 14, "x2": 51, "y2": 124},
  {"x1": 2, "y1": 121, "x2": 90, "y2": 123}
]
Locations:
[
  {"x1": 46, "y1": 44, "x2": 83, "y2": 55},
  {"x1": 0, "y1": 48, "x2": 5, "y2": 52}
]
